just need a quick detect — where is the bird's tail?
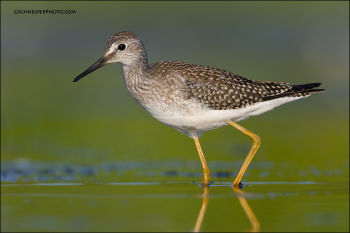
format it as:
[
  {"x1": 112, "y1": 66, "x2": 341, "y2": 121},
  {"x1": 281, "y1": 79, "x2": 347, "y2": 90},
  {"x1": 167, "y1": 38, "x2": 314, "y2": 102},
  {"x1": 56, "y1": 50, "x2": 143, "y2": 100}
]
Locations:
[
  {"x1": 291, "y1": 82, "x2": 325, "y2": 94},
  {"x1": 263, "y1": 82, "x2": 325, "y2": 101}
]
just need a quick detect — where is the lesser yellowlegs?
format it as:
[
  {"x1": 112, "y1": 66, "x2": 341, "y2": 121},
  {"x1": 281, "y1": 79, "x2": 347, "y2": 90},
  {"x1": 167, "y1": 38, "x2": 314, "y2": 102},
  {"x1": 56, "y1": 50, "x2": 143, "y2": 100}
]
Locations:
[{"x1": 73, "y1": 31, "x2": 324, "y2": 187}]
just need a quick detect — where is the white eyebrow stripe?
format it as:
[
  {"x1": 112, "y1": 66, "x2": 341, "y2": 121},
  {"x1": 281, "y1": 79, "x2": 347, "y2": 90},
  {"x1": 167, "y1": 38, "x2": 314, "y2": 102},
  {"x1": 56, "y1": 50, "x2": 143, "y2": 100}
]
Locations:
[
  {"x1": 105, "y1": 47, "x2": 115, "y2": 55},
  {"x1": 105, "y1": 39, "x2": 141, "y2": 55}
]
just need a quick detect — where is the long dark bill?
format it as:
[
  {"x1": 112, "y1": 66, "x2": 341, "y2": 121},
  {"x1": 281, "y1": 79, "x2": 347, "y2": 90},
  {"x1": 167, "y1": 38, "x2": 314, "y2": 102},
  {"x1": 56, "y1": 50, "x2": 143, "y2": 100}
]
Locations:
[{"x1": 73, "y1": 56, "x2": 108, "y2": 82}]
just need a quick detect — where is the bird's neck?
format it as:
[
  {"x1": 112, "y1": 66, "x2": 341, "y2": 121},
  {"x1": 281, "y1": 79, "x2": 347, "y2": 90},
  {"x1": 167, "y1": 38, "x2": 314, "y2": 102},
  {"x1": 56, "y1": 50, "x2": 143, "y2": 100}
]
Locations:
[
  {"x1": 121, "y1": 58, "x2": 151, "y2": 103},
  {"x1": 122, "y1": 57, "x2": 150, "y2": 82},
  {"x1": 121, "y1": 45, "x2": 149, "y2": 80}
]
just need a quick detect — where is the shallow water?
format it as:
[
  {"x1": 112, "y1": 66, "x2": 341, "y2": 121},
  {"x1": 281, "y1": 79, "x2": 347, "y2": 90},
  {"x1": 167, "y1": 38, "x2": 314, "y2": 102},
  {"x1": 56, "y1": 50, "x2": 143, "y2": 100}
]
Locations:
[{"x1": 1, "y1": 161, "x2": 348, "y2": 232}]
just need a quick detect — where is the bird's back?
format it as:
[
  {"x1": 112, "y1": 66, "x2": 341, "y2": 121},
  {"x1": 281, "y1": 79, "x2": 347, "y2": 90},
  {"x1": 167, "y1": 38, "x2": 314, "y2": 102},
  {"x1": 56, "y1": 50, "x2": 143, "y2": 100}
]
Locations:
[{"x1": 149, "y1": 61, "x2": 323, "y2": 111}]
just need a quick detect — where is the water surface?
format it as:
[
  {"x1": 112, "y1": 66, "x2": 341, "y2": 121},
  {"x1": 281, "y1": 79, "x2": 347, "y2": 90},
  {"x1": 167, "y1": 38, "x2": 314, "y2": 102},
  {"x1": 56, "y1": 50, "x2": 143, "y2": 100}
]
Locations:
[{"x1": 1, "y1": 161, "x2": 348, "y2": 232}]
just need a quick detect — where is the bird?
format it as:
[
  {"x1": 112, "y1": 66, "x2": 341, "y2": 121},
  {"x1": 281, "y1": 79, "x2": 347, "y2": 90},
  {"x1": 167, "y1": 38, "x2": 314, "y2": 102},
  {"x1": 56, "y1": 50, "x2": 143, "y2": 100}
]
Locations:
[{"x1": 73, "y1": 31, "x2": 324, "y2": 187}]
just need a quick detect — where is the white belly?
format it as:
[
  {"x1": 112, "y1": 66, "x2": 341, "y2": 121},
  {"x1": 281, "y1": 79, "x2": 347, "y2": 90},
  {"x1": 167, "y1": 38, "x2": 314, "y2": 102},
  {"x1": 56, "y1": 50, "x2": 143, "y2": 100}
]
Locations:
[{"x1": 144, "y1": 96, "x2": 304, "y2": 137}]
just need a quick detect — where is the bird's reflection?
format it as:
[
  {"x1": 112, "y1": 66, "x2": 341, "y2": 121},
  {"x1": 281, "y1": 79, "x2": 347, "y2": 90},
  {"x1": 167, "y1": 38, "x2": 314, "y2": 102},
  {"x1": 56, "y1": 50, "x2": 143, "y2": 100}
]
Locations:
[
  {"x1": 193, "y1": 185, "x2": 260, "y2": 232},
  {"x1": 233, "y1": 186, "x2": 260, "y2": 232},
  {"x1": 193, "y1": 186, "x2": 209, "y2": 232}
]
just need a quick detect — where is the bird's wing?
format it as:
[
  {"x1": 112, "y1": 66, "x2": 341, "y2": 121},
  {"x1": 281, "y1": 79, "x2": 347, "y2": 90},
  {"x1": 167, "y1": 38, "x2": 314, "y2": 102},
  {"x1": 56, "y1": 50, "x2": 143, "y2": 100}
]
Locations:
[{"x1": 151, "y1": 61, "x2": 322, "y2": 110}]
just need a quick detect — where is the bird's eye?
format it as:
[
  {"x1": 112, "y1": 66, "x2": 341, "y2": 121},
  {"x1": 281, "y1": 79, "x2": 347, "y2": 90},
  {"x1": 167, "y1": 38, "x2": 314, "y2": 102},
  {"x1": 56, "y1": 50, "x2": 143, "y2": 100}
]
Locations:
[{"x1": 118, "y1": 44, "x2": 126, "y2": 51}]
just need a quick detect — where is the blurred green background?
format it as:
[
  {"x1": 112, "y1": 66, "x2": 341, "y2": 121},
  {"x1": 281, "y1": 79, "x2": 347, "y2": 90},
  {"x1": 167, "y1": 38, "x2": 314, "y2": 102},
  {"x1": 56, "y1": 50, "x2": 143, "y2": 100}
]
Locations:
[{"x1": 1, "y1": 1, "x2": 349, "y2": 232}]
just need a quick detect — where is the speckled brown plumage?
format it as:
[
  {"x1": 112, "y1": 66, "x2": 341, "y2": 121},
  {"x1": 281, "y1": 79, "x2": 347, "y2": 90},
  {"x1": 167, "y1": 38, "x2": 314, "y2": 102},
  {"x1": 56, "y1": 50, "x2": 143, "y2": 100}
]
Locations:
[
  {"x1": 105, "y1": 31, "x2": 140, "y2": 51},
  {"x1": 149, "y1": 61, "x2": 323, "y2": 110}
]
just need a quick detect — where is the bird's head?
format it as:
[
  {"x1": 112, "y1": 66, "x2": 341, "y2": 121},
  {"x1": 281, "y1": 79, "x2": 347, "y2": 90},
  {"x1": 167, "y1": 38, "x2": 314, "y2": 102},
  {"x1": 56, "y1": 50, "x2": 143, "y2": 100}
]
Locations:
[{"x1": 73, "y1": 31, "x2": 146, "y2": 82}]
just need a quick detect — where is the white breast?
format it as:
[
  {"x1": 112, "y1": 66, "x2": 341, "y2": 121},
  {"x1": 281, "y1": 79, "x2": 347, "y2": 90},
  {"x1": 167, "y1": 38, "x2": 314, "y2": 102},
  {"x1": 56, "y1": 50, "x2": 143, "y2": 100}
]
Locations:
[{"x1": 144, "y1": 96, "x2": 304, "y2": 137}]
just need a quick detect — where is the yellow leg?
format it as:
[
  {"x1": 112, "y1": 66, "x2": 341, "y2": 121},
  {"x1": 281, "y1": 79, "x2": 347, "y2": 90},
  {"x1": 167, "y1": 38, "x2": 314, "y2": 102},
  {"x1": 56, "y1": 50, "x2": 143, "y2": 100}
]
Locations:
[
  {"x1": 193, "y1": 136, "x2": 210, "y2": 186},
  {"x1": 193, "y1": 186, "x2": 209, "y2": 232},
  {"x1": 227, "y1": 120, "x2": 261, "y2": 187}
]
